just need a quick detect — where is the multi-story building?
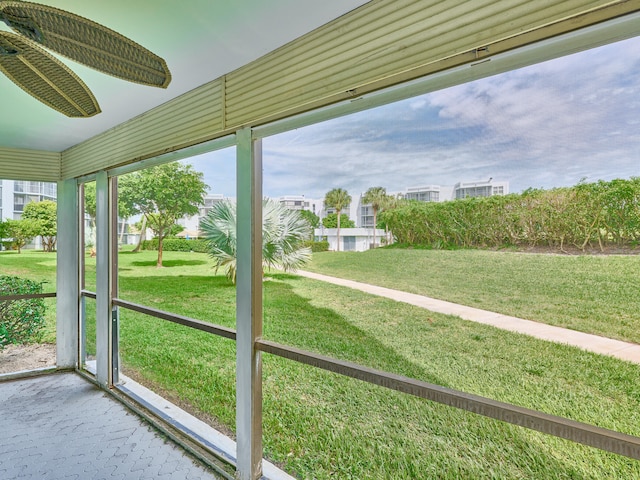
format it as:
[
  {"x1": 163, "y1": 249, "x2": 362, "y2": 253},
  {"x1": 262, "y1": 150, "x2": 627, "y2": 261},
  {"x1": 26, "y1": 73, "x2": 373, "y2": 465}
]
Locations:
[
  {"x1": 401, "y1": 180, "x2": 509, "y2": 203},
  {"x1": 404, "y1": 185, "x2": 441, "y2": 203},
  {"x1": 198, "y1": 194, "x2": 225, "y2": 219},
  {"x1": 177, "y1": 193, "x2": 227, "y2": 236},
  {"x1": 278, "y1": 195, "x2": 319, "y2": 214},
  {"x1": 1, "y1": 179, "x2": 58, "y2": 250},
  {"x1": 454, "y1": 179, "x2": 509, "y2": 199},
  {"x1": 356, "y1": 180, "x2": 509, "y2": 227},
  {"x1": 1, "y1": 179, "x2": 57, "y2": 221}
]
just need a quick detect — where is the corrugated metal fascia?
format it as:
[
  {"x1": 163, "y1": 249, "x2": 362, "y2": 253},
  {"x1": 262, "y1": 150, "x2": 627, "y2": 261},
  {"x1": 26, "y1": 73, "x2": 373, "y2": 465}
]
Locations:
[
  {"x1": 224, "y1": 0, "x2": 619, "y2": 127},
  {"x1": 0, "y1": 148, "x2": 60, "y2": 181},
  {"x1": 61, "y1": 80, "x2": 223, "y2": 179},
  {"x1": 225, "y1": 0, "x2": 516, "y2": 119}
]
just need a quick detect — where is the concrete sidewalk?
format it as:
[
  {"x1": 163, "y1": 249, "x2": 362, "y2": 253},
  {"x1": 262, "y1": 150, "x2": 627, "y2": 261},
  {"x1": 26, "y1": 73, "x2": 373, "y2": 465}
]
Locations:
[{"x1": 296, "y1": 270, "x2": 640, "y2": 365}]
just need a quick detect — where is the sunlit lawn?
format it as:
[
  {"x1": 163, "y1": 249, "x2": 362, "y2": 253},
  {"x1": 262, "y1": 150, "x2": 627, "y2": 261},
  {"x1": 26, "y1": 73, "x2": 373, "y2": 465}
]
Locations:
[
  {"x1": 2, "y1": 248, "x2": 640, "y2": 478},
  {"x1": 306, "y1": 248, "x2": 640, "y2": 343}
]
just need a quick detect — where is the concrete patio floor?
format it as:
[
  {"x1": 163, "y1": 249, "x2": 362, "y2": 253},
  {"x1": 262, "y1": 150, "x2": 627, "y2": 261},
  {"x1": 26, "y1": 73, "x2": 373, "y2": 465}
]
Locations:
[{"x1": 0, "y1": 373, "x2": 223, "y2": 480}]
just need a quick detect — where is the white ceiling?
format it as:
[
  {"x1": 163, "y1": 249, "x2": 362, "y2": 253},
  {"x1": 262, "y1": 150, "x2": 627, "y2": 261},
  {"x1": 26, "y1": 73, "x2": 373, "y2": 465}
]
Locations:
[{"x1": 0, "y1": 0, "x2": 369, "y2": 152}]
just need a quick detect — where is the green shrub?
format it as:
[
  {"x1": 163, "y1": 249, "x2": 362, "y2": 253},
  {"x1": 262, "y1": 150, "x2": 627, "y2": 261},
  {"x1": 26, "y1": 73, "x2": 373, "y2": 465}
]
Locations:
[
  {"x1": 0, "y1": 276, "x2": 46, "y2": 349},
  {"x1": 142, "y1": 237, "x2": 209, "y2": 253},
  {"x1": 304, "y1": 240, "x2": 329, "y2": 252},
  {"x1": 379, "y1": 177, "x2": 640, "y2": 251}
]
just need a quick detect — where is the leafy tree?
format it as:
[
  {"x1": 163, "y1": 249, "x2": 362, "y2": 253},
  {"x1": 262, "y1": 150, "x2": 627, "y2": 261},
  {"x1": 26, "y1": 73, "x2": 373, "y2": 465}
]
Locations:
[
  {"x1": 324, "y1": 188, "x2": 351, "y2": 251},
  {"x1": 126, "y1": 163, "x2": 207, "y2": 267},
  {"x1": 201, "y1": 199, "x2": 312, "y2": 283},
  {"x1": 83, "y1": 177, "x2": 138, "y2": 248},
  {"x1": 362, "y1": 186, "x2": 387, "y2": 248},
  {"x1": 322, "y1": 213, "x2": 355, "y2": 229},
  {"x1": 116, "y1": 175, "x2": 142, "y2": 247},
  {"x1": 4, "y1": 219, "x2": 41, "y2": 253},
  {"x1": 299, "y1": 209, "x2": 320, "y2": 230},
  {"x1": 378, "y1": 193, "x2": 403, "y2": 244},
  {"x1": 22, "y1": 200, "x2": 57, "y2": 252},
  {"x1": 82, "y1": 182, "x2": 97, "y2": 248}
]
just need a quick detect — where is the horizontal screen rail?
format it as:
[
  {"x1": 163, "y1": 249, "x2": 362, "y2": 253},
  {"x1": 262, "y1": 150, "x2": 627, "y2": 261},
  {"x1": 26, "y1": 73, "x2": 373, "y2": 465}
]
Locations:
[
  {"x1": 112, "y1": 298, "x2": 236, "y2": 341},
  {"x1": 81, "y1": 290, "x2": 97, "y2": 299},
  {"x1": 257, "y1": 339, "x2": 640, "y2": 461},
  {"x1": 0, "y1": 292, "x2": 56, "y2": 301}
]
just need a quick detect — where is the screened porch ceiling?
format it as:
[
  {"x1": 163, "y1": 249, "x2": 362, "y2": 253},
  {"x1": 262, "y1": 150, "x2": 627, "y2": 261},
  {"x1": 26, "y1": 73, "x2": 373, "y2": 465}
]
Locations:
[{"x1": 0, "y1": 0, "x2": 368, "y2": 152}]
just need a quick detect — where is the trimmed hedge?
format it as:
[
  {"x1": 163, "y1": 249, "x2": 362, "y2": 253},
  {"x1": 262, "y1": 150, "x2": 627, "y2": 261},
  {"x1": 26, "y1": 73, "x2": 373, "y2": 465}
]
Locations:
[
  {"x1": 142, "y1": 237, "x2": 209, "y2": 253},
  {"x1": 304, "y1": 240, "x2": 329, "y2": 252},
  {"x1": 379, "y1": 177, "x2": 640, "y2": 251},
  {"x1": 143, "y1": 237, "x2": 331, "y2": 253},
  {"x1": 0, "y1": 276, "x2": 46, "y2": 348}
]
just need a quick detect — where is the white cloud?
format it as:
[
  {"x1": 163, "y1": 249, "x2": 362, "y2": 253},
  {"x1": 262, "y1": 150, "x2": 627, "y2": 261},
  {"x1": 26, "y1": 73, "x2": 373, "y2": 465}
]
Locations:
[{"x1": 193, "y1": 36, "x2": 640, "y2": 199}]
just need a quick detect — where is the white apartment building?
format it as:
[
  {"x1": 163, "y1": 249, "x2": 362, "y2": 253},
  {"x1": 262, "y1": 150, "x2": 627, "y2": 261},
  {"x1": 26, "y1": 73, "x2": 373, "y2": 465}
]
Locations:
[
  {"x1": 177, "y1": 193, "x2": 226, "y2": 237},
  {"x1": 357, "y1": 180, "x2": 509, "y2": 227},
  {"x1": 278, "y1": 195, "x2": 320, "y2": 215},
  {"x1": 1, "y1": 179, "x2": 58, "y2": 250},
  {"x1": 454, "y1": 179, "x2": 509, "y2": 199},
  {"x1": 1, "y1": 179, "x2": 57, "y2": 221},
  {"x1": 404, "y1": 185, "x2": 443, "y2": 203}
]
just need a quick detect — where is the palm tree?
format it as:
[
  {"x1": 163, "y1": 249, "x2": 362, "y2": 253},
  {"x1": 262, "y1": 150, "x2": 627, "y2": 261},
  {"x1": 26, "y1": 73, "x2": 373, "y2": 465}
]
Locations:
[
  {"x1": 200, "y1": 199, "x2": 312, "y2": 283},
  {"x1": 362, "y1": 186, "x2": 387, "y2": 248},
  {"x1": 379, "y1": 193, "x2": 403, "y2": 246},
  {"x1": 324, "y1": 188, "x2": 351, "y2": 251}
]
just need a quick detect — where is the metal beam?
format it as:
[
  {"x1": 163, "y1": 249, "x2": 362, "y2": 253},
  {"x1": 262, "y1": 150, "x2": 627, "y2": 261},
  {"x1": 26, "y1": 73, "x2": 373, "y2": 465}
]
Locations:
[
  {"x1": 55, "y1": 178, "x2": 79, "y2": 368},
  {"x1": 94, "y1": 171, "x2": 111, "y2": 386},
  {"x1": 235, "y1": 128, "x2": 263, "y2": 480}
]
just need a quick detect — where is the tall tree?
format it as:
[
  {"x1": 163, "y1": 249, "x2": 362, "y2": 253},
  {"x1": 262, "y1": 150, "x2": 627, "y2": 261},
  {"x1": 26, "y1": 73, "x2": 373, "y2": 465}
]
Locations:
[
  {"x1": 321, "y1": 213, "x2": 355, "y2": 229},
  {"x1": 84, "y1": 177, "x2": 138, "y2": 249},
  {"x1": 379, "y1": 193, "x2": 403, "y2": 245},
  {"x1": 3, "y1": 219, "x2": 40, "y2": 253},
  {"x1": 82, "y1": 182, "x2": 97, "y2": 248},
  {"x1": 299, "y1": 209, "x2": 320, "y2": 231},
  {"x1": 22, "y1": 200, "x2": 57, "y2": 252},
  {"x1": 362, "y1": 186, "x2": 387, "y2": 248},
  {"x1": 0, "y1": 220, "x2": 7, "y2": 244},
  {"x1": 201, "y1": 199, "x2": 311, "y2": 283},
  {"x1": 324, "y1": 188, "x2": 351, "y2": 251},
  {"x1": 115, "y1": 176, "x2": 137, "y2": 246},
  {"x1": 127, "y1": 163, "x2": 207, "y2": 267}
]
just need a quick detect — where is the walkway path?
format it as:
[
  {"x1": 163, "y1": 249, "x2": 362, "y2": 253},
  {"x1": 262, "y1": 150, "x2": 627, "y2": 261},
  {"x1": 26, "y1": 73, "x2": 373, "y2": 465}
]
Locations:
[{"x1": 296, "y1": 270, "x2": 640, "y2": 365}]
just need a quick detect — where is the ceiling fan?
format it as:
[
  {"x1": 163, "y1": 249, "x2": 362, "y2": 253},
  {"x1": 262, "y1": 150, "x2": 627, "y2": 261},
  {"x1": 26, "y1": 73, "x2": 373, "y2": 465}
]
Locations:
[{"x1": 0, "y1": 1, "x2": 171, "y2": 117}]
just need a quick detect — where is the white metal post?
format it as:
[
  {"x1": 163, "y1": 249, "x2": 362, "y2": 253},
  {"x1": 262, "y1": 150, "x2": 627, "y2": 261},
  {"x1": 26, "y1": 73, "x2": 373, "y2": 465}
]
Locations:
[
  {"x1": 95, "y1": 171, "x2": 112, "y2": 386},
  {"x1": 236, "y1": 128, "x2": 263, "y2": 480},
  {"x1": 56, "y1": 179, "x2": 79, "y2": 368},
  {"x1": 110, "y1": 177, "x2": 120, "y2": 385}
]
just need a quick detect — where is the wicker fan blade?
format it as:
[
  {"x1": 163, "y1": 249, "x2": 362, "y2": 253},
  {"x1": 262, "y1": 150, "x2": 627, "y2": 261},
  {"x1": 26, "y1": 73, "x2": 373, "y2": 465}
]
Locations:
[
  {"x1": 0, "y1": 1, "x2": 171, "y2": 88},
  {"x1": 0, "y1": 31, "x2": 100, "y2": 117}
]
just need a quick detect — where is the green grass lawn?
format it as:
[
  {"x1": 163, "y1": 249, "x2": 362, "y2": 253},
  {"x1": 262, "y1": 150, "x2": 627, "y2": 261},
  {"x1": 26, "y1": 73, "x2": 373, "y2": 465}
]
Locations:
[
  {"x1": 306, "y1": 248, "x2": 640, "y2": 344},
  {"x1": 3, "y1": 248, "x2": 640, "y2": 478}
]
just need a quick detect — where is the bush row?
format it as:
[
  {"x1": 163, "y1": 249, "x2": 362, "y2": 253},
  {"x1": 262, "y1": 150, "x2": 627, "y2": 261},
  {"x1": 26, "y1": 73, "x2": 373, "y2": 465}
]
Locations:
[
  {"x1": 142, "y1": 238, "x2": 209, "y2": 253},
  {"x1": 0, "y1": 276, "x2": 46, "y2": 348},
  {"x1": 379, "y1": 178, "x2": 640, "y2": 251},
  {"x1": 304, "y1": 240, "x2": 329, "y2": 252},
  {"x1": 142, "y1": 237, "x2": 330, "y2": 254}
]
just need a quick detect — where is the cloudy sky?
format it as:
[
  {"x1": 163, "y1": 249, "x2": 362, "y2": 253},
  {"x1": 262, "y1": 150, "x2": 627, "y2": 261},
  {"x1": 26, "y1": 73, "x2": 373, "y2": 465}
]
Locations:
[{"x1": 187, "y1": 35, "x2": 640, "y2": 201}]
